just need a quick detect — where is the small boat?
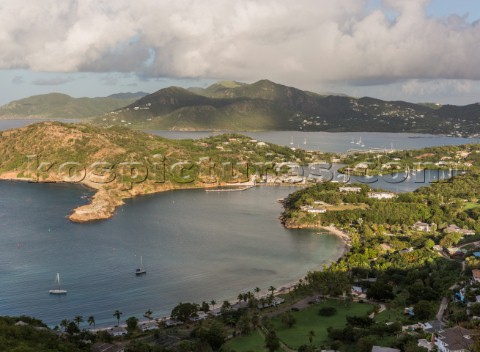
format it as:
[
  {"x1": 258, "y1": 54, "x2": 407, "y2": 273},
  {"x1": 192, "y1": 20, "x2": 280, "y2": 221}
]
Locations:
[
  {"x1": 49, "y1": 273, "x2": 67, "y2": 295},
  {"x1": 303, "y1": 138, "x2": 307, "y2": 145},
  {"x1": 289, "y1": 136, "x2": 294, "y2": 145},
  {"x1": 135, "y1": 256, "x2": 146, "y2": 275}
]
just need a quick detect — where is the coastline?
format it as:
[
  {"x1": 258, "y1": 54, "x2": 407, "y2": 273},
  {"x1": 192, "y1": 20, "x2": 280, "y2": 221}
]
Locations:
[{"x1": 83, "y1": 226, "x2": 349, "y2": 331}]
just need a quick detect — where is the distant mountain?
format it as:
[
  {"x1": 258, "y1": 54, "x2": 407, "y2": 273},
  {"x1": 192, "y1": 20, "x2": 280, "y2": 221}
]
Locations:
[
  {"x1": 95, "y1": 80, "x2": 480, "y2": 136},
  {"x1": 0, "y1": 92, "x2": 147, "y2": 119},
  {"x1": 107, "y1": 92, "x2": 148, "y2": 99}
]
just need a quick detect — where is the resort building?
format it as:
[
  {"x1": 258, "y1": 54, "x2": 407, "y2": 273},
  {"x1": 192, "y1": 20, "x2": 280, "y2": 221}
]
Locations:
[
  {"x1": 300, "y1": 205, "x2": 326, "y2": 213},
  {"x1": 108, "y1": 326, "x2": 127, "y2": 337},
  {"x1": 367, "y1": 192, "x2": 396, "y2": 199},
  {"x1": 139, "y1": 321, "x2": 159, "y2": 332},
  {"x1": 413, "y1": 221, "x2": 431, "y2": 232},
  {"x1": 443, "y1": 224, "x2": 475, "y2": 236},
  {"x1": 434, "y1": 326, "x2": 475, "y2": 352},
  {"x1": 339, "y1": 186, "x2": 362, "y2": 193}
]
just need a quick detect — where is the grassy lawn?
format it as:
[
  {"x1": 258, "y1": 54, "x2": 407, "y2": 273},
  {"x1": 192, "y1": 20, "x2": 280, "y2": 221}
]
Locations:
[
  {"x1": 270, "y1": 299, "x2": 373, "y2": 350},
  {"x1": 374, "y1": 308, "x2": 410, "y2": 324},
  {"x1": 223, "y1": 329, "x2": 267, "y2": 352}
]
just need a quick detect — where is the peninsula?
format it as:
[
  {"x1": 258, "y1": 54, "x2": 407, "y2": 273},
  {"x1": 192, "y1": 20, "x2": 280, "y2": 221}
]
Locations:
[{"x1": 0, "y1": 121, "x2": 317, "y2": 222}]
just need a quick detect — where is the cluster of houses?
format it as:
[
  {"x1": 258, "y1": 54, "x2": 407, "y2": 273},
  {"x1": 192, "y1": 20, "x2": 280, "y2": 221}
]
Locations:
[{"x1": 412, "y1": 221, "x2": 476, "y2": 236}]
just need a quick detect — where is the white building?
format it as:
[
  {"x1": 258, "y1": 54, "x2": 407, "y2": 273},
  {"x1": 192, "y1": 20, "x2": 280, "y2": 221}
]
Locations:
[
  {"x1": 339, "y1": 186, "x2": 362, "y2": 193},
  {"x1": 367, "y1": 192, "x2": 396, "y2": 199}
]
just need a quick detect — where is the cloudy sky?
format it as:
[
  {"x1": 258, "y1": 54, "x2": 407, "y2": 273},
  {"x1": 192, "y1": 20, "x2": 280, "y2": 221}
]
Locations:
[{"x1": 1, "y1": 0, "x2": 480, "y2": 105}]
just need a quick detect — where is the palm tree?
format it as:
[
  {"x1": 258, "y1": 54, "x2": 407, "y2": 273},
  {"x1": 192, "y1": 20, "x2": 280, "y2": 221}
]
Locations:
[
  {"x1": 74, "y1": 315, "x2": 83, "y2": 329},
  {"x1": 210, "y1": 300, "x2": 216, "y2": 311},
  {"x1": 60, "y1": 319, "x2": 69, "y2": 332},
  {"x1": 254, "y1": 287, "x2": 261, "y2": 298},
  {"x1": 87, "y1": 316, "x2": 95, "y2": 332},
  {"x1": 237, "y1": 293, "x2": 243, "y2": 304},
  {"x1": 113, "y1": 310, "x2": 123, "y2": 326},
  {"x1": 268, "y1": 286, "x2": 276, "y2": 297},
  {"x1": 308, "y1": 330, "x2": 316, "y2": 344}
]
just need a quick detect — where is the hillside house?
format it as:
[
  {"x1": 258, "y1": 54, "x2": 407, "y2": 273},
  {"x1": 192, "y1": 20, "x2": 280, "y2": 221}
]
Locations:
[
  {"x1": 368, "y1": 192, "x2": 396, "y2": 199},
  {"x1": 435, "y1": 326, "x2": 475, "y2": 352},
  {"x1": 413, "y1": 221, "x2": 431, "y2": 232},
  {"x1": 339, "y1": 186, "x2": 362, "y2": 192},
  {"x1": 444, "y1": 224, "x2": 475, "y2": 236}
]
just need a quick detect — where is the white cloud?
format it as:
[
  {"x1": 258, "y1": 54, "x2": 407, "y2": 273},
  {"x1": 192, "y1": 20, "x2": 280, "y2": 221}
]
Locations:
[{"x1": 1, "y1": 0, "x2": 480, "y2": 88}]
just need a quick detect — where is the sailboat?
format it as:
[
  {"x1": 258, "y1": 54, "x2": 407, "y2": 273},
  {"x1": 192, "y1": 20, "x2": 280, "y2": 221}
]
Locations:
[
  {"x1": 303, "y1": 138, "x2": 307, "y2": 145},
  {"x1": 289, "y1": 136, "x2": 294, "y2": 145},
  {"x1": 135, "y1": 256, "x2": 146, "y2": 275},
  {"x1": 49, "y1": 273, "x2": 67, "y2": 295}
]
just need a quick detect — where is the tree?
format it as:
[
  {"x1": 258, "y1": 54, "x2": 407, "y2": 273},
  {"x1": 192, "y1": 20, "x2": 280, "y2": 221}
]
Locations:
[
  {"x1": 366, "y1": 281, "x2": 394, "y2": 301},
  {"x1": 113, "y1": 310, "x2": 123, "y2": 326},
  {"x1": 60, "y1": 319, "x2": 70, "y2": 332},
  {"x1": 307, "y1": 330, "x2": 316, "y2": 344},
  {"x1": 414, "y1": 300, "x2": 435, "y2": 320},
  {"x1": 254, "y1": 287, "x2": 261, "y2": 298},
  {"x1": 66, "y1": 321, "x2": 80, "y2": 335},
  {"x1": 171, "y1": 302, "x2": 199, "y2": 323},
  {"x1": 126, "y1": 316, "x2": 139, "y2": 332},
  {"x1": 201, "y1": 301, "x2": 210, "y2": 312},
  {"x1": 197, "y1": 321, "x2": 226, "y2": 351},
  {"x1": 423, "y1": 239, "x2": 435, "y2": 249},
  {"x1": 236, "y1": 315, "x2": 252, "y2": 335},
  {"x1": 87, "y1": 315, "x2": 95, "y2": 332},
  {"x1": 265, "y1": 329, "x2": 280, "y2": 352},
  {"x1": 73, "y1": 315, "x2": 83, "y2": 329},
  {"x1": 268, "y1": 286, "x2": 276, "y2": 297},
  {"x1": 318, "y1": 306, "x2": 337, "y2": 316},
  {"x1": 220, "y1": 300, "x2": 231, "y2": 314},
  {"x1": 210, "y1": 300, "x2": 216, "y2": 311}
]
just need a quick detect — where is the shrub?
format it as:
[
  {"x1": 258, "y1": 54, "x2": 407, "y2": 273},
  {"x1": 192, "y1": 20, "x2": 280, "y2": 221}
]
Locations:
[{"x1": 318, "y1": 306, "x2": 337, "y2": 316}]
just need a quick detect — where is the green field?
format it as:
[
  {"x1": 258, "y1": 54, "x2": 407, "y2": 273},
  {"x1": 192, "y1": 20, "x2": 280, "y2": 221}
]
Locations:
[
  {"x1": 223, "y1": 299, "x2": 374, "y2": 351},
  {"x1": 223, "y1": 330, "x2": 267, "y2": 352},
  {"x1": 270, "y1": 300, "x2": 373, "y2": 349}
]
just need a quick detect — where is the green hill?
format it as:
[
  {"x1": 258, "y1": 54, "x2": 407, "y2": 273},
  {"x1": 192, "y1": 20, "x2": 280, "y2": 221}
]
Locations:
[
  {"x1": 0, "y1": 92, "x2": 147, "y2": 119},
  {"x1": 91, "y1": 79, "x2": 479, "y2": 136},
  {"x1": 0, "y1": 121, "x2": 311, "y2": 222}
]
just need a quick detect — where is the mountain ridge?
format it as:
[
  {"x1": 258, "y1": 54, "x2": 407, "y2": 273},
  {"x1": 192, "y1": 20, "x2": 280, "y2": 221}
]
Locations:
[
  {"x1": 98, "y1": 79, "x2": 479, "y2": 136},
  {"x1": 0, "y1": 92, "x2": 148, "y2": 119}
]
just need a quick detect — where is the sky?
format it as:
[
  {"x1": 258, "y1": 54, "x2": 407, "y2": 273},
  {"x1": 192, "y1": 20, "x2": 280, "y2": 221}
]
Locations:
[{"x1": 1, "y1": 0, "x2": 480, "y2": 105}]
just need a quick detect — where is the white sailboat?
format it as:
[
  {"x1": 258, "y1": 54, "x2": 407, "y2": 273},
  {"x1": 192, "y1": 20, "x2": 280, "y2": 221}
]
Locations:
[
  {"x1": 135, "y1": 256, "x2": 146, "y2": 275},
  {"x1": 289, "y1": 136, "x2": 294, "y2": 145},
  {"x1": 49, "y1": 273, "x2": 67, "y2": 295}
]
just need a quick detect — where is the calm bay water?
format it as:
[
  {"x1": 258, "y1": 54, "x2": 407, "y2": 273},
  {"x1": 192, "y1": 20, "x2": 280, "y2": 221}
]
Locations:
[
  {"x1": 146, "y1": 130, "x2": 475, "y2": 153},
  {"x1": 0, "y1": 119, "x2": 472, "y2": 327},
  {"x1": 0, "y1": 183, "x2": 343, "y2": 327}
]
